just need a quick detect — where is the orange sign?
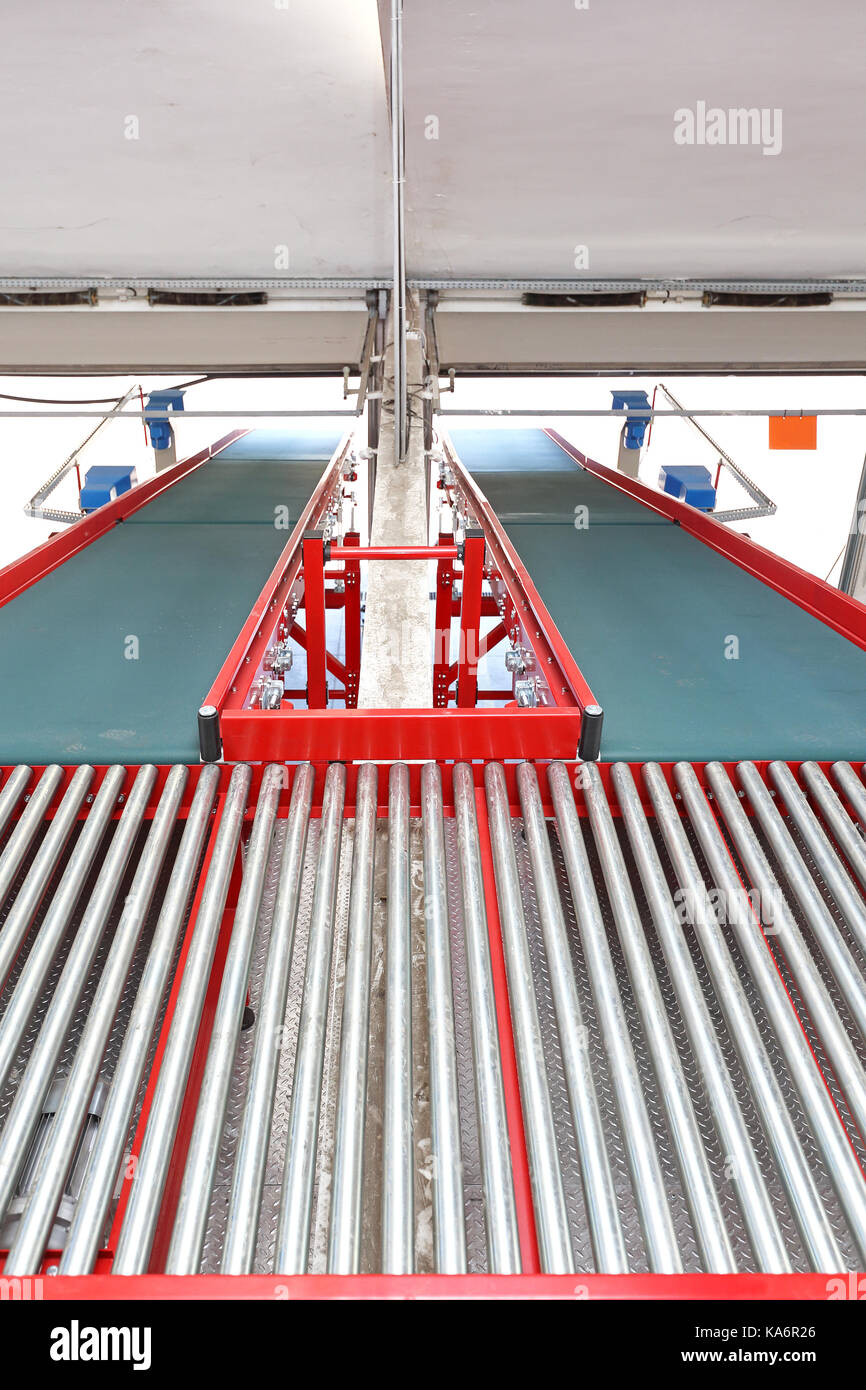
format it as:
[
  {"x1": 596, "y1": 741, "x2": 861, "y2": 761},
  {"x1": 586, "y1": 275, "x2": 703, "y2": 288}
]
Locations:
[{"x1": 769, "y1": 415, "x2": 817, "y2": 450}]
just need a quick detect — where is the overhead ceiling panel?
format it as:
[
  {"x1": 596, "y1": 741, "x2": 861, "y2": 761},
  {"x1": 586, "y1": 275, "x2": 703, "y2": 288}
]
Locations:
[
  {"x1": 397, "y1": 0, "x2": 866, "y2": 280},
  {"x1": 0, "y1": 0, "x2": 391, "y2": 280}
]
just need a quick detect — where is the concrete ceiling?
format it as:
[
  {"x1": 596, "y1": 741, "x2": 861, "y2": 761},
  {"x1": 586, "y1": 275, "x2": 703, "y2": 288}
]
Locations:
[
  {"x1": 398, "y1": 0, "x2": 866, "y2": 280},
  {"x1": 0, "y1": 0, "x2": 390, "y2": 279}
]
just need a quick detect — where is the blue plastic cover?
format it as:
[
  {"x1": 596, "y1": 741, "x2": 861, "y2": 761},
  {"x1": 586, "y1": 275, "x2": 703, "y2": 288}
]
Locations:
[
  {"x1": 658, "y1": 463, "x2": 717, "y2": 510},
  {"x1": 79, "y1": 464, "x2": 137, "y2": 512}
]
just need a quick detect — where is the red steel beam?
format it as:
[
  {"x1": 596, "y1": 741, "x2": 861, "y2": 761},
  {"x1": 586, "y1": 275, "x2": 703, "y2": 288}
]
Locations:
[
  {"x1": 342, "y1": 531, "x2": 362, "y2": 708},
  {"x1": 301, "y1": 535, "x2": 328, "y2": 709},
  {"x1": 448, "y1": 619, "x2": 508, "y2": 689},
  {"x1": 23, "y1": 1272, "x2": 855, "y2": 1300},
  {"x1": 220, "y1": 707, "x2": 582, "y2": 763},
  {"x1": 329, "y1": 544, "x2": 458, "y2": 561},
  {"x1": 473, "y1": 782, "x2": 540, "y2": 1272},
  {"x1": 456, "y1": 532, "x2": 485, "y2": 707},
  {"x1": 433, "y1": 535, "x2": 456, "y2": 707},
  {"x1": 290, "y1": 621, "x2": 348, "y2": 687}
]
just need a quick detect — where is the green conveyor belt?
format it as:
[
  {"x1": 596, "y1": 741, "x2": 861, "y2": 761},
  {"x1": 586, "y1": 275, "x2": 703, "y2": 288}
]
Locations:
[
  {"x1": 452, "y1": 428, "x2": 866, "y2": 762},
  {"x1": 0, "y1": 428, "x2": 343, "y2": 765}
]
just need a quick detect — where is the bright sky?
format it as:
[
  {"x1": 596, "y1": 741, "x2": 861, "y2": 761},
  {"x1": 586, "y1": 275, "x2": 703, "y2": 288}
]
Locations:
[{"x1": 1, "y1": 373, "x2": 863, "y2": 587}]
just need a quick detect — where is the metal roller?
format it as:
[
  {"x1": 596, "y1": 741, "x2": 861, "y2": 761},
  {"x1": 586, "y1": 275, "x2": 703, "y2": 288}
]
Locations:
[
  {"x1": 571, "y1": 762, "x2": 733, "y2": 1272},
  {"x1": 0, "y1": 764, "x2": 65, "y2": 906},
  {"x1": 167, "y1": 763, "x2": 284, "y2": 1275},
  {"x1": 824, "y1": 762, "x2": 866, "y2": 890},
  {"x1": 768, "y1": 760, "x2": 866, "y2": 959},
  {"x1": 4, "y1": 765, "x2": 189, "y2": 1275},
  {"x1": 483, "y1": 762, "x2": 574, "y2": 1274},
  {"x1": 515, "y1": 760, "x2": 628, "y2": 1273},
  {"x1": 222, "y1": 763, "x2": 315, "y2": 1275},
  {"x1": 0, "y1": 765, "x2": 33, "y2": 842},
  {"x1": 737, "y1": 761, "x2": 866, "y2": 1037},
  {"x1": 0, "y1": 764, "x2": 94, "y2": 991},
  {"x1": 710, "y1": 762, "x2": 866, "y2": 1140},
  {"x1": 113, "y1": 763, "x2": 252, "y2": 1275},
  {"x1": 381, "y1": 761, "x2": 414, "y2": 1274},
  {"x1": 613, "y1": 763, "x2": 793, "y2": 1273},
  {"x1": 546, "y1": 762, "x2": 683, "y2": 1273},
  {"x1": 420, "y1": 762, "x2": 466, "y2": 1273},
  {"x1": 60, "y1": 764, "x2": 220, "y2": 1275},
  {"x1": 275, "y1": 762, "x2": 347, "y2": 1275},
  {"x1": 673, "y1": 761, "x2": 866, "y2": 1265},
  {"x1": 831, "y1": 760, "x2": 866, "y2": 828},
  {"x1": 328, "y1": 763, "x2": 378, "y2": 1275},
  {"x1": 0, "y1": 763, "x2": 157, "y2": 1232},
  {"x1": 0, "y1": 766, "x2": 125, "y2": 1099},
  {"x1": 453, "y1": 762, "x2": 521, "y2": 1273}
]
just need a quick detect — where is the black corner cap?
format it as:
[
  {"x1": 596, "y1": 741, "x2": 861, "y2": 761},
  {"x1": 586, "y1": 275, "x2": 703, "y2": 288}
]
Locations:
[
  {"x1": 577, "y1": 703, "x2": 603, "y2": 762},
  {"x1": 198, "y1": 704, "x2": 222, "y2": 763},
  {"x1": 458, "y1": 527, "x2": 485, "y2": 561},
  {"x1": 302, "y1": 530, "x2": 330, "y2": 562}
]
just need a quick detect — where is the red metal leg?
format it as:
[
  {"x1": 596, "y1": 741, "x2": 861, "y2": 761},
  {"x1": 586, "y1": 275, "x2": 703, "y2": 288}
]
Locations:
[
  {"x1": 302, "y1": 534, "x2": 328, "y2": 709},
  {"x1": 343, "y1": 531, "x2": 361, "y2": 708},
  {"x1": 433, "y1": 535, "x2": 455, "y2": 708},
  {"x1": 447, "y1": 619, "x2": 508, "y2": 691},
  {"x1": 456, "y1": 532, "x2": 485, "y2": 708}
]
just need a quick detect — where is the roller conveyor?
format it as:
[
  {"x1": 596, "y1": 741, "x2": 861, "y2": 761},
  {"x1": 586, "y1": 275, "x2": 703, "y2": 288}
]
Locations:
[
  {"x1": 1, "y1": 421, "x2": 865, "y2": 1300},
  {"x1": 2, "y1": 757, "x2": 866, "y2": 1280}
]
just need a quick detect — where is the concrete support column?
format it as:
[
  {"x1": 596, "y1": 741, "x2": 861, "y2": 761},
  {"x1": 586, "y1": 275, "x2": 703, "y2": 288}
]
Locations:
[{"x1": 357, "y1": 291, "x2": 433, "y2": 709}]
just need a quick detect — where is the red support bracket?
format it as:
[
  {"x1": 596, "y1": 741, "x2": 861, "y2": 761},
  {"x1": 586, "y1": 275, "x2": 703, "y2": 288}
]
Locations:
[
  {"x1": 457, "y1": 530, "x2": 485, "y2": 708},
  {"x1": 433, "y1": 533, "x2": 456, "y2": 708},
  {"x1": 343, "y1": 531, "x2": 361, "y2": 708},
  {"x1": 448, "y1": 619, "x2": 508, "y2": 690},
  {"x1": 302, "y1": 534, "x2": 328, "y2": 709}
]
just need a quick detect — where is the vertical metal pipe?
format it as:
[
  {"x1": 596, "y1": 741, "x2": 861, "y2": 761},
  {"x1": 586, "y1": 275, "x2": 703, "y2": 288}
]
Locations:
[
  {"x1": 390, "y1": 0, "x2": 407, "y2": 462},
  {"x1": 222, "y1": 764, "x2": 315, "y2": 1275},
  {"x1": 768, "y1": 760, "x2": 866, "y2": 959},
  {"x1": 275, "y1": 762, "x2": 347, "y2": 1274},
  {"x1": 0, "y1": 765, "x2": 32, "y2": 841},
  {"x1": 328, "y1": 763, "x2": 378, "y2": 1274},
  {"x1": 4, "y1": 766, "x2": 189, "y2": 1275},
  {"x1": 515, "y1": 761, "x2": 627, "y2": 1273},
  {"x1": 381, "y1": 761, "x2": 414, "y2": 1273},
  {"x1": 802, "y1": 762, "x2": 866, "y2": 893},
  {"x1": 0, "y1": 764, "x2": 65, "y2": 906},
  {"x1": 611, "y1": 763, "x2": 791, "y2": 1273},
  {"x1": 0, "y1": 765, "x2": 126, "y2": 1097},
  {"x1": 0, "y1": 764, "x2": 156, "y2": 1230},
  {"x1": 0, "y1": 764, "x2": 94, "y2": 991},
  {"x1": 453, "y1": 763, "x2": 521, "y2": 1273},
  {"x1": 483, "y1": 763, "x2": 574, "y2": 1274},
  {"x1": 710, "y1": 762, "x2": 866, "y2": 1140},
  {"x1": 546, "y1": 763, "x2": 683, "y2": 1273},
  {"x1": 419, "y1": 762, "x2": 466, "y2": 1273},
  {"x1": 60, "y1": 765, "x2": 220, "y2": 1275},
  {"x1": 113, "y1": 764, "x2": 252, "y2": 1275},
  {"x1": 673, "y1": 762, "x2": 866, "y2": 1265},
  {"x1": 167, "y1": 764, "x2": 283, "y2": 1275}
]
